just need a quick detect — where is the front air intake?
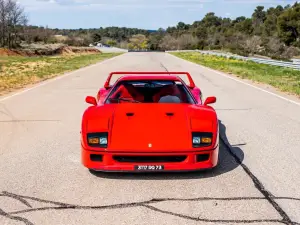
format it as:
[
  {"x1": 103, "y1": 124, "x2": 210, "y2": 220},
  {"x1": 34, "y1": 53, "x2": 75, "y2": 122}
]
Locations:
[
  {"x1": 113, "y1": 155, "x2": 187, "y2": 163},
  {"x1": 90, "y1": 154, "x2": 103, "y2": 162},
  {"x1": 196, "y1": 154, "x2": 210, "y2": 162}
]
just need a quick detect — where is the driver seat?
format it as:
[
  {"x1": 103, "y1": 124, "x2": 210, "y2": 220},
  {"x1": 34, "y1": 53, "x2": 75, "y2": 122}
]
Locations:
[{"x1": 152, "y1": 84, "x2": 182, "y2": 102}]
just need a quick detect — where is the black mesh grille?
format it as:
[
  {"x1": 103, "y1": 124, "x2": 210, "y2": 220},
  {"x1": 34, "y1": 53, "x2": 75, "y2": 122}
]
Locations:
[{"x1": 113, "y1": 155, "x2": 187, "y2": 163}]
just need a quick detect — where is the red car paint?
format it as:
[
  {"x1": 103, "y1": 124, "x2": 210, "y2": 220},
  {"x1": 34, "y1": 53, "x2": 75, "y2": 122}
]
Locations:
[{"x1": 82, "y1": 72, "x2": 218, "y2": 172}]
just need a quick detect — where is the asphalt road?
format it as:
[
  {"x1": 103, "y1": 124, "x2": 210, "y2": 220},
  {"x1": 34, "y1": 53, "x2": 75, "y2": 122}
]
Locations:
[{"x1": 1, "y1": 52, "x2": 300, "y2": 225}]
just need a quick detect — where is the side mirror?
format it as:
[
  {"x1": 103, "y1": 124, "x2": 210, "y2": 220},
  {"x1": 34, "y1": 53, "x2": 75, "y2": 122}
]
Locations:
[
  {"x1": 204, "y1": 96, "x2": 216, "y2": 106},
  {"x1": 85, "y1": 96, "x2": 97, "y2": 106}
]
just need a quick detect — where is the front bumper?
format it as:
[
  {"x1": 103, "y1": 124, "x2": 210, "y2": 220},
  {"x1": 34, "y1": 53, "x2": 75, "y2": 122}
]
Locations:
[{"x1": 81, "y1": 145, "x2": 219, "y2": 172}]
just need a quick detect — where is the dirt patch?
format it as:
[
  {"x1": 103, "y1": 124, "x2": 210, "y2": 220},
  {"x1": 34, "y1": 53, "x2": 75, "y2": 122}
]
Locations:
[
  {"x1": 60, "y1": 46, "x2": 101, "y2": 56},
  {"x1": 0, "y1": 44, "x2": 102, "y2": 57},
  {"x1": 60, "y1": 46, "x2": 76, "y2": 56},
  {"x1": 0, "y1": 48, "x2": 26, "y2": 56}
]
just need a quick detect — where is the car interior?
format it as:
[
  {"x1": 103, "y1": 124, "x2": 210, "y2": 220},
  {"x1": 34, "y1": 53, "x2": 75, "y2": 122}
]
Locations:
[{"x1": 105, "y1": 80, "x2": 195, "y2": 103}]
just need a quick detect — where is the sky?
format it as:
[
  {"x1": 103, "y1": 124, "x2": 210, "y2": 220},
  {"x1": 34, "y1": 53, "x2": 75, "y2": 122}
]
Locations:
[{"x1": 17, "y1": 0, "x2": 298, "y2": 30}]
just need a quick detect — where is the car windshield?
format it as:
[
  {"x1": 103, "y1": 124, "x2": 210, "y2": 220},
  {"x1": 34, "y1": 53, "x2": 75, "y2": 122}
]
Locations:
[{"x1": 105, "y1": 80, "x2": 195, "y2": 104}]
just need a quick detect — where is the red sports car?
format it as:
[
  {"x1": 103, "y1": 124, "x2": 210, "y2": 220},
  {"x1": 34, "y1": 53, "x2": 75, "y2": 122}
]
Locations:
[{"x1": 81, "y1": 72, "x2": 219, "y2": 172}]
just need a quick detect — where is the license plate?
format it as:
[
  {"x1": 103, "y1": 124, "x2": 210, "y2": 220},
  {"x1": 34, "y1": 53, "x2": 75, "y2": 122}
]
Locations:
[{"x1": 134, "y1": 165, "x2": 164, "y2": 171}]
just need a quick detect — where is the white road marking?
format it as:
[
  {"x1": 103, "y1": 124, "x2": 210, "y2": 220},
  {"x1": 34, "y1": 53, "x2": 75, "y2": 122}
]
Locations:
[
  {"x1": 0, "y1": 53, "x2": 125, "y2": 102},
  {"x1": 167, "y1": 53, "x2": 300, "y2": 106}
]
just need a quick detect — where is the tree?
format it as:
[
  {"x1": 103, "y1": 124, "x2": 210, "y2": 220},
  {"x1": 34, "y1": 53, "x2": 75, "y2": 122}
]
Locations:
[
  {"x1": 176, "y1": 22, "x2": 189, "y2": 30},
  {"x1": 159, "y1": 34, "x2": 179, "y2": 50},
  {"x1": 245, "y1": 36, "x2": 262, "y2": 55},
  {"x1": 267, "y1": 37, "x2": 284, "y2": 56},
  {"x1": 234, "y1": 18, "x2": 253, "y2": 35},
  {"x1": 252, "y1": 6, "x2": 266, "y2": 25},
  {"x1": 282, "y1": 46, "x2": 299, "y2": 58},
  {"x1": 264, "y1": 14, "x2": 278, "y2": 36},
  {"x1": 225, "y1": 32, "x2": 248, "y2": 55},
  {"x1": 148, "y1": 33, "x2": 164, "y2": 50},
  {"x1": 119, "y1": 41, "x2": 128, "y2": 49},
  {"x1": 233, "y1": 16, "x2": 246, "y2": 24},
  {"x1": 128, "y1": 34, "x2": 148, "y2": 50},
  {"x1": 106, "y1": 39, "x2": 117, "y2": 46},
  {"x1": 202, "y1": 12, "x2": 222, "y2": 27},
  {"x1": 177, "y1": 34, "x2": 198, "y2": 50},
  {"x1": 277, "y1": 3, "x2": 300, "y2": 46},
  {"x1": 252, "y1": 6, "x2": 266, "y2": 35},
  {"x1": 0, "y1": 0, "x2": 28, "y2": 48},
  {"x1": 92, "y1": 33, "x2": 101, "y2": 43}
]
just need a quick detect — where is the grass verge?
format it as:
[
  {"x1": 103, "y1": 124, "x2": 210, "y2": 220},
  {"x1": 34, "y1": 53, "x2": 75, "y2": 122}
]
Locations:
[
  {"x1": 171, "y1": 52, "x2": 300, "y2": 97},
  {"x1": 0, "y1": 52, "x2": 122, "y2": 95}
]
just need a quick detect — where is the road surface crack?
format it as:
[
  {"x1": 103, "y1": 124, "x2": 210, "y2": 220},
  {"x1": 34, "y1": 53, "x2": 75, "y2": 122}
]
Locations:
[
  {"x1": 160, "y1": 62, "x2": 169, "y2": 72},
  {"x1": 0, "y1": 207, "x2": 34, "y2": 225},
  {"x1": 219, "y1": 135, "x2": 293, "y2": 224},
  {"x1": 1, "y1": 191, "x2": 299, "y2": 224}
]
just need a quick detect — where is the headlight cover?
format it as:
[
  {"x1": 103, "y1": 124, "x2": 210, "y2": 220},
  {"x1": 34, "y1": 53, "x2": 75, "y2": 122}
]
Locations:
[
  {"x1": 87, "y1": 132, "x2": 108, "y2": 148},
  {"x1": 192, "y1": 132, "x2": 213, "y2": 147}
]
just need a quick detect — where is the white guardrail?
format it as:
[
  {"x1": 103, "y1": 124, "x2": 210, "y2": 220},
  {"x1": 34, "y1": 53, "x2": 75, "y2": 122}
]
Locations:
[{"x1": 166, "y1": 50, "x2": 300, "y2": 71}]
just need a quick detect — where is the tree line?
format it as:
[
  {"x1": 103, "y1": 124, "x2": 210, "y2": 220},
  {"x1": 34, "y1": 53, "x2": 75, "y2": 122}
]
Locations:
[
  {"x1": 1, "y1": 0, "x2": 299, "y2": 59},
  {"x1": 0, "y1": 0, "x2": 27, "y2": 48},
  {"x1": 155, "y1": 2, "x2": 300, "y2": 59}
]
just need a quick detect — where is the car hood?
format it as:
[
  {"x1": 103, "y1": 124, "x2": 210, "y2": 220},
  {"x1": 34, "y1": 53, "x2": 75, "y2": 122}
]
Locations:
[{"x1": 84, "y1": 104, "x2": 216, "y2": 152}]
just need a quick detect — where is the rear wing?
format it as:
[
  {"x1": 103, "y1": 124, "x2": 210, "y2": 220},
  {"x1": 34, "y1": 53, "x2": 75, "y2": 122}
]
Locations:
[{"x1": 103, "y1": 71, "x2": 196, "y2": 89}]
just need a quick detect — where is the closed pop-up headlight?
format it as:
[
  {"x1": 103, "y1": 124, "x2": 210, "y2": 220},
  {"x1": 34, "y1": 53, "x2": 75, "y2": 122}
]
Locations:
[
  {"x1": 192, "y1": 132, "x2": 213, "y2": 147},
  {"x1": 87, "y1": 132, "x2": 108, "y2": 148}
]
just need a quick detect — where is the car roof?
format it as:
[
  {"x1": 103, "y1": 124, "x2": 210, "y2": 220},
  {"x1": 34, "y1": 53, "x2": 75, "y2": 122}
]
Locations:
[{"x1": 116, "y1": 75, "x2": 183, "y2": 82}]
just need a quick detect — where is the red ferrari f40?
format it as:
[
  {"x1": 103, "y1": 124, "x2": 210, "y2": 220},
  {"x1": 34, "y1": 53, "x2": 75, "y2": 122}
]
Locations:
[{"x1": 81, "y1": 72, "x2": 219, "y2": 172}]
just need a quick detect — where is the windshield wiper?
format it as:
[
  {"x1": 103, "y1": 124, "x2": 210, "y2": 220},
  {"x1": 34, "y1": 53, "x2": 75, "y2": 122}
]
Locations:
[{"x1": 108, "y1": 98, "x2": 141, "y2": 103}]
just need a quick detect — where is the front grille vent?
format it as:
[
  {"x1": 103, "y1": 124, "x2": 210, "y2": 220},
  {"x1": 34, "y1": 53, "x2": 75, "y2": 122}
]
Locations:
[{"x1": 113, "y1": 155, "x2": 187, "y2": 163}]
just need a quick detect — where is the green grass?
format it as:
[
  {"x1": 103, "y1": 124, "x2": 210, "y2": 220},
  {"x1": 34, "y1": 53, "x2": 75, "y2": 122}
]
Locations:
[
  {"x1": 0, "y1": 52, "x2": 122, "y2": 95},
  {"x1": 171, "y1": 52, "x2": 300, "y2": 97}
]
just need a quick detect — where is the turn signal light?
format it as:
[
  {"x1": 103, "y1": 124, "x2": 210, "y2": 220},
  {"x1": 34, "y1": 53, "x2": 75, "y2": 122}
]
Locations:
[
  {"x1": 201, "y1": 137, "x2": 212, "y2": 144},
  {"x1": 88, "y1": 137, "x2": 99, "y2": 144}
]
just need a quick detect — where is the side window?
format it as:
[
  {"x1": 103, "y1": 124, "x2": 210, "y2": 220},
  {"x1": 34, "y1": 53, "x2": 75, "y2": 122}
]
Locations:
[{"x1": 176, "y1": 83, "x2": 195, "y2": 103}]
